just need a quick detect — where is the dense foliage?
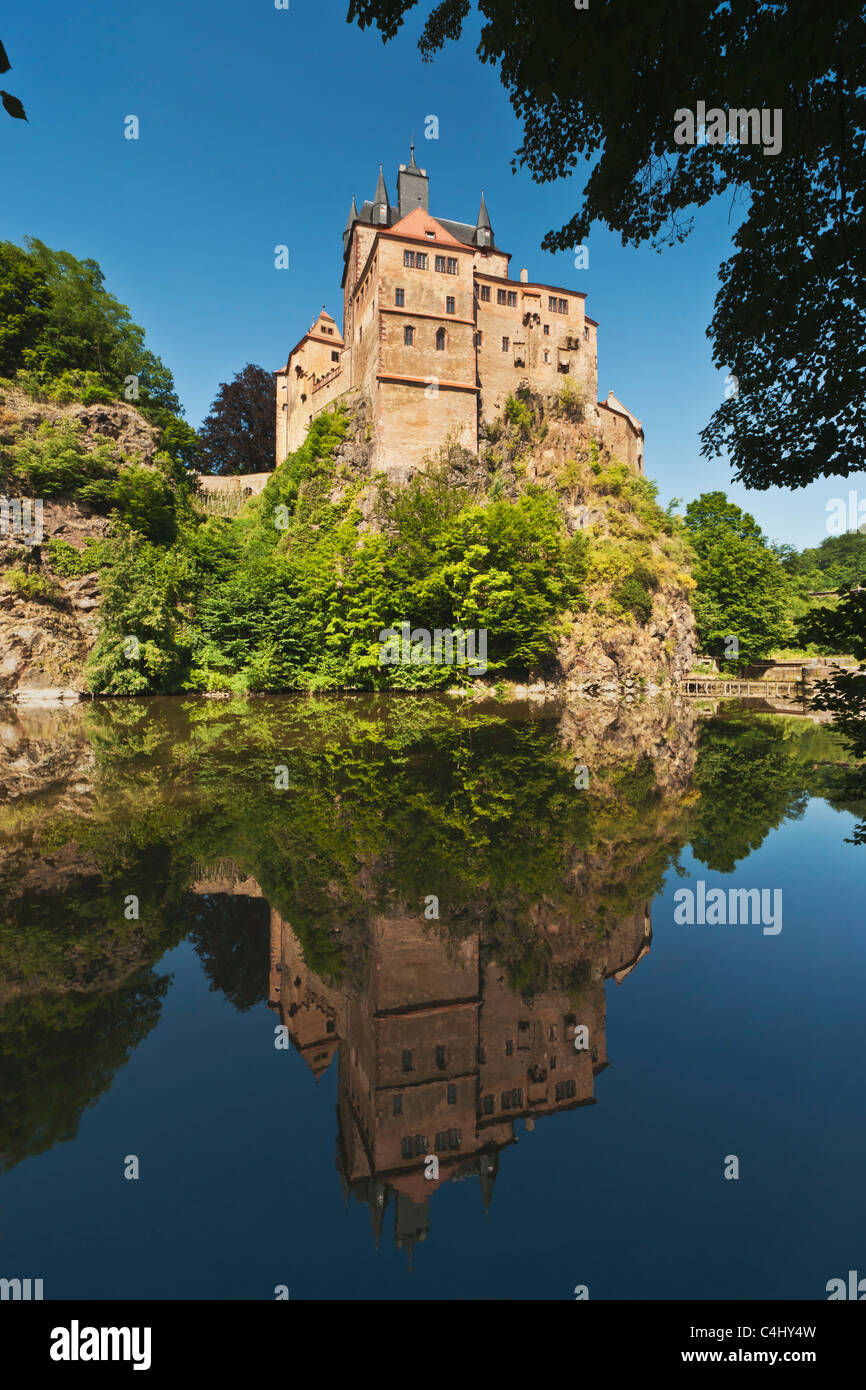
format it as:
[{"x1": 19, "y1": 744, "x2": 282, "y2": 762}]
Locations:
[
  {"x1": 781, "y1": 531, "x2": 866, "y2": 593},
  {"x1": 0, "y1": 238, "x2": 199, "y2": 464},
  {"x1": 683, "y1": 491, "x2": 796, "y2": 665},
  {"x1": 85, "y1": 406, "x2": 589, "y2": 694}
]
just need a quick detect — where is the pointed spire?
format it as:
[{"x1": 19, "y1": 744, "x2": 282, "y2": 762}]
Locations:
[
  {"x1": 344, "y1": 194, "x2": 357, "y2": 235},
  {"x1": 373, "y1": 163, "x2": 390, "y2": 209},
  {"x1": 407, "y1": 135, "x2": 419, "y2": 171},
  {"x1": 477, "y1": 189, "x2": 492, "y2": 231}
]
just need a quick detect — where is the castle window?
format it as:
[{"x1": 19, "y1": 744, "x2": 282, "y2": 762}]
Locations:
[
  {"x1": 404, "y1": 250, "x2": 415, "y2": 268},
  {"x1": 474, "y1": 331, "x2": 483, "y2": 347},
  {"x1": 416, "y1": 252, "x2": 428, "y2": 270},
  {"x1": 401, "y1": 1137, "x2": 413, "y2": 1158},
  {"x1": 393, "y1": 1094, "x2": 403, "y2": 1115},
  {"x1": 326, "y1": 1018, "x2": 335, "y2": 1032},
  {"x1": 404, "y1": 326, "x2": 415, "y2": 346},
  {"x1": 414, "y1": 1135, "x2": 428, "y2": 1156},
  {"x1": 402, "y1": 1049, "x2": 414, "y2": 1071},
  {"x1": 447, "y1": 1084, "x2": 457, "y2": 1105},
  {"x1": 446, "y1": 295, "x2": 455, "y2": 314},
  {"x1": 501, "y1": 336, "x2": 509, "y2": 352},
  {"x1": 507, "y1": 291, "x2": 517, "y2": 307},
  {"x1": 447, "y1": 257, "x2": 458, "y2": 274},
  {"x1": 497, "y1": 289, "x2": 507, "y2": 305},
  {"x1": 435, "y1": 327, "x2": 446, "y2": 351},
  {"x1": 482, "y1": 1094, "x2": 495, "y2": 1114},
  {"x1": 558, "y1": 297, "x2": 568, "y2": 314},
  {"x1": 505, "y1": 1037, "x2": 513, "y2": 1054},
  {"x1": 543, "y1": 350, "x2": 550, "y2": 363},
  {"x1": 550, "y1": 1055, "x2": 557, "y2": 1068},
  {"x1": 331, "y1": 351, "x2": 340, "y2": 362},
  {"x1": 436, "y1": 1044, "x2": 447, "y2": 1069},
  {"x1": 448, "y1": 1129, "x2": 461, "y2": 1149},
  {"x1": 435, "y1": 1132, "x2": 448, "y2": 1152},
  {"x1": 584, "y1": 325, "x2": 590, "y2": 340},
  {"x1": 395, "y1": 288, "x2": 405, "y2": 306},
  {"x1": 480, "y1": 285, "x2": 490, "y2": 302},
  {"x1": 548, "y1": 296, "x2": 557, "y2": 312},
  {"x1": 544, "y1": 324, "x2": 550, "y2": 335},
  {"x1": 435, "y1": 255, "x2": 447, "y2": 272},
  {"x1": 425, "y1": 229, "x2": 435, "y2": 238}
]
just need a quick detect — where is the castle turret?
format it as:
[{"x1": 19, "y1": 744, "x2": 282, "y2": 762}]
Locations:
[
  {"x1": 342, "y1": 195, "x2": 357, "y2": 254},
  {"x1": 397, "y1": 139, "x2": 429, "y2": 217},
  {"x1": 476, "y1": 190, "x2": 493, "y2": 248},
  {"x1": 372, "y1": 165, "x2": 391, "y2": 225}
]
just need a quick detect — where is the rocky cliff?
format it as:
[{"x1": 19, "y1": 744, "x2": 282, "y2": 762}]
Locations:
[
  {"x1": 0, "y1": 388, "x2": 161, "y2": 701},
  {"x1": 0, "y1": 384, "x2": 698, "y2": 700}
]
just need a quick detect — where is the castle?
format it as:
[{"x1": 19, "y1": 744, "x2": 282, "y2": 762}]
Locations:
[{"x1": 275, "y1": 147, "x2": 644, "y2": 479}]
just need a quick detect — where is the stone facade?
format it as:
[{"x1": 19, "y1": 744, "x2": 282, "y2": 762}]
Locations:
[{"x1": 276, "y1": 150, "x2": 644, "y2": 479}]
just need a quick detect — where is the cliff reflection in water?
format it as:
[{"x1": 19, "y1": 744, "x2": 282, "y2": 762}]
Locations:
[{"x1": 0, "y1": 693, "x2": 857, "y2": 1251}]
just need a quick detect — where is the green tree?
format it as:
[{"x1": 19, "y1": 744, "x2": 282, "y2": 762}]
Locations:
[
  {"x1": 0, "y1": 237, "x2": 197, "y2": 457},
  {"x1": 684, "y1": 492, "x2": 795, "y2": 664},
  {"x1": 199, "y1": 363, "x2": 275, "y2": 475}
]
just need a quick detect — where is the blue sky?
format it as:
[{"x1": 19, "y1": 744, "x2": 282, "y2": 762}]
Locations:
[{"x1": 0, "y1": 0, "x2": 842, "y2": 548}]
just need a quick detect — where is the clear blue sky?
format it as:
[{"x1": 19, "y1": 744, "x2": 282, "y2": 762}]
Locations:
[{"x1": 0, "y1": 0, "x2": 840, "y2": 548}]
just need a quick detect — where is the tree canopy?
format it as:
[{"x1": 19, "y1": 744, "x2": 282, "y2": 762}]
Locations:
[
  {"x1": 347, "y1": 0, "x2": 866, "y2": 492},
  {"x1": 0, "y1": 238, "x2": 195, "y2": 447},
  {"x1": 198, "y1": 363, "x2": 276, "y2": 476},
  {"x1": 683, "y1": 491, "x2": 795, "y2": 663}
]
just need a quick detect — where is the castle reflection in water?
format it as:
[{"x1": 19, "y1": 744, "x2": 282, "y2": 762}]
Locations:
[{"x1": 193, "y1": 870, "x2": 651, "y2": 1262}]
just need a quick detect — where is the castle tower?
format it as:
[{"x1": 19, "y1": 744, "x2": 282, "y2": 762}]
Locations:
[
  {"x1": 397, "y1": 140, "x2": 429, "y2": 217},
  {"x1": 276, "y1": 155, "x2": 646, "y2": 477}
]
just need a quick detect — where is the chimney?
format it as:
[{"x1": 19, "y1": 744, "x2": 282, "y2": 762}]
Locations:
[{"x1": 520, "y1": 268, "x2": 528, "y2": 283}]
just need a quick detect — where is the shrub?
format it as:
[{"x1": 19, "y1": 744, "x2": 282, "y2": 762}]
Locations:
[
  {"x1": 45, "y1": 538, "x2": 106, "y2": 577},
  {"x1": 554, "y1": 380, "x2": 585, "y2": 422},
  {"x1": 2, "y1": 567, "x2": 64, "y2": 604}
]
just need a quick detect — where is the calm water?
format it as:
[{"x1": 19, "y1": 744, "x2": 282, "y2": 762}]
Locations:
[{"x1": 0, "y1": 694, "x2": 863, "y2": 1300}]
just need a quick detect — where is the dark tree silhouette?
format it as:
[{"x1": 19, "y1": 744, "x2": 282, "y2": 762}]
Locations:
[{"x1": 199, "y1": 362, "x2": 276, "y2": 476}]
